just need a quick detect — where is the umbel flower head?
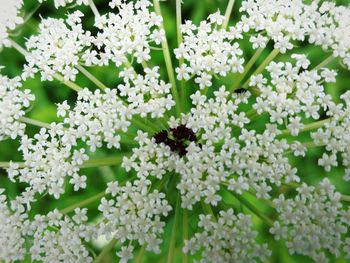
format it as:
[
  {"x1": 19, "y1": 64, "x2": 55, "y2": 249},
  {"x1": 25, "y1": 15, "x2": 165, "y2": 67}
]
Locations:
[{"x1": 0, "y1": 0, "x2": 350, "y2": 262}]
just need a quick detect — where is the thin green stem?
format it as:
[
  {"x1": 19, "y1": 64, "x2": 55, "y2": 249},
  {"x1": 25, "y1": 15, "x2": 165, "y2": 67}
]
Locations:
[
  {"x1": 80, "y1": 154, "x2": 128, "y2": 168},
  {"x1": 76, "y1": 64, "x2": 107, "y2": 90},
  {"x1": 153, "y1": 0, "x2": 181, "y2": 116},
  {"x1": 341, "y1": 195, "x2": 350, "y2": 202},
  {"x1": 60, "y1": 191, "x2": 105, "y2": 214},
  {"x1": 132, "y1": 119, "x2": 157, "y2": 135},
  {"x1": 242, "y1": 49, "x2": 279, "y2": 89},
  {"x1": 88, "y1": 0, "x2": 100, "y2": 17},
  {"x1": 94, "y1": 239, "x2": 118, "y2": 263},
  {"x1": 0, "y1": 155, "x2": 130, "y2": 169},
  {"x1": 314, "y1": 54, "x2": 335, "y2": 70},
  {"x1": 52, "y1": 73, "x2": 83, "y2": 92},
  {"x1": 222, "y1": 0, "x2": 235, "y2": 30},
  {"x1": 134, "y1": 244, "x2": 147, "y2": 263},
  {"x1": 201, "y1": 201, "x2": 216, "y2": 220},
  {"x1": 182, "y1": 209, "x2": 188, "y2": 263},
  {"x1": 230, "y1": 47, "x2": 264, "y2": 93},
  {"x1": 231, "y1": 192, "x2": 273, "y2": 227},
  {"x1": 20, "y1": 117, "x2": 51, "y2": 129},
  {"x1": 279, "y1": 118, "x2": 331, "y2": 137},
  {"x1": 167, "y1": 194, "x2": 180, "y2": 263},
  {"x1": 0, "y1": 162, "x2": 25, "y2": 169},
  {"x1": 10, "y1": 38, "x2": 29, "y2": 56}
]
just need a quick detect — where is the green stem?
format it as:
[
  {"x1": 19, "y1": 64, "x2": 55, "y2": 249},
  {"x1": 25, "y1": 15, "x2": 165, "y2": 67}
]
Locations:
[
  {"x1": 314, "y1": 54, "x2": 335, "y2": 70},
  {"x1": 182, "y1": 209, "x2": 188, "y2": 263},
  {"x1": 132, "y1": 117, "x2": 159, "y2": 135},
  {"x1": 20, "y1": 117, "x2": 51, "y2": 129},
  {"x1": 201, "y1": 201, "x2": 216, "y2": 220},
  {"x1": 94, "y1": 239, "x2": 118, "y2": 263},
  {"x1": 0, "y1": 154, "x2": 130, "y2": 169},
  {"x1": 341, "y1": 195, "x2": 350, "y2": 202},
  {"x1": 88, "y1": 0, "x2": 100, "y2": 17},
  {"x1": 76, "y1": 64, "x2": 107, "y2": 90},
  {"x1": 0, "y1": 162, "x2": 25, "y2": 169},
  {"x1": 10, "y1": 39, "x2": 29, "y2": 56},
  {"x1": 231, "y1": 192, "x2": 273, "y2": 227},
  {"x1": 242, "y1": 49, "x2": 279, "y2": 89},
  {"x1": 80, "y1": 154, "x2": 128, "y2": 168},
  {"x1": 53, "y1": 73, "x2": 83, "y2": 92},
  {"x1": 153, "y1": 0, "x2": 181, "y2": 117},
  {"x1": 60, "y1": 191, "x2": 105, "y2": 214},
  {"x1": 230, "y1": 47, "x2": 264, "y2": 93},
  {"x1": 134, "y1": 244, "x2": 147, "y2": 263},
  {"x1": 279, "y1": 118, "x2": 331, "y2": 137},
  {"x1": 222, "y1": 0, "x2": 235, "y2": 30},
  {"x1": 167, "y1": 194, "x2": 180, "y2": 263}
]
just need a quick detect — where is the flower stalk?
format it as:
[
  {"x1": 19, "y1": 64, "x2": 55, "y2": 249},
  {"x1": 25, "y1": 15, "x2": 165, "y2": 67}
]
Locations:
[{"x1": 153, "y1": 0, "x2": 181, "y2": 116}]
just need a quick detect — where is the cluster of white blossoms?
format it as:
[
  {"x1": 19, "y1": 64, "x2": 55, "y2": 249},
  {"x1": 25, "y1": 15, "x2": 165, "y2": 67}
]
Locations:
[
  {"x1": 97, "y1": 179, "x2": 171, "y2": 262},
  {"x1": 0, "y1": 74, "x2": 35, "y2": 141},
  {"x1": 183, "y1": 209, "x2": 271, "y2": 263},
  {"x1": 311, "y1": 91, "x2": 350, "y2": 179},
  {"x1": 175, "y1": 12, "x2": 244, "y2": 89},
  {"x1": 89, "y1": 0, "x2": 164, "y2": 67},
  {"x1": 7, "y1": 88, "x2": 131, "y2": 202},
  {"x1": 118, "y1": 66, "x2": 175, "y2": 118},
  {"x1": 24, "y1": 11, "x2": 93, "y2": 81},
  {"x1": 251, "y1": 54, "x2": 336, "y2": 135},
  {"x1": 0, "y1": 0, "x2": 23, "y2": 48},
  {"x1": 0, "y1": 189, "x2": 27, "y2": 262},
  {"x1": 1, "y1": 0, "x2": 350, "y2": 262},
  {"x1": 271, "y1": 179, "x2": 350, "y2": 262},
  {"x1": 123, "y1": 87, "x2": 300, "y2": 209},
  {"x1": 29, "y1": 209, "x2": 92, "y2": 263},
  {"x1": 240, "y1": 0, "x2": 350, "y2": 65},
  {"x1": 1, "y1": 190, "x2": 91, "y2": 263}
]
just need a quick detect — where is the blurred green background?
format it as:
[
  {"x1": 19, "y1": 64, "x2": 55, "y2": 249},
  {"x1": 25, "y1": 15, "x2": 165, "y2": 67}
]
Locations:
[{"x1": 0, "y1": 0, "x2": 349, "y2": 262}]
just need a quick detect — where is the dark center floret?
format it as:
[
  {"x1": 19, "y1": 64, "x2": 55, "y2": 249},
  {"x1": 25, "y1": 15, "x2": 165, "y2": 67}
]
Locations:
[{"x1": 153, "y1": 125, "x2": 199, "y2": 157}]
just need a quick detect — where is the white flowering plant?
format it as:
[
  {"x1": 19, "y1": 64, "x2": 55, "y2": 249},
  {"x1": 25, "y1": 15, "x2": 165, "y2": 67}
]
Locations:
[{"x1": 0, "y1": 0, "x2": 350, "y2": 262}]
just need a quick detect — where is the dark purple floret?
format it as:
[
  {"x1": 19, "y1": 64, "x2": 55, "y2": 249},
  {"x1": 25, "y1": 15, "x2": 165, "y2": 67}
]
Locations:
[
  {"x1": 153, "y1": 125, "x2": 198, "y2": 157},
  {"x1": 154, "y1": 130, "x2": 168, "y2": 144},
  {"x1": 171, "y1": 124, "x2": 196, "y2": 141}
]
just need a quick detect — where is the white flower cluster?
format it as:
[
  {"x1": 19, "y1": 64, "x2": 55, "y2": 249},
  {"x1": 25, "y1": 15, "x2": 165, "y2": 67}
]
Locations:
[
  {"x1": 183, "y1": 209, "x2": 271, "y2": 263},
  {"x1": 29, "y1": 209, "x2": 92, "y2": 263},
  {"x1": 251, "y1": 55, "x2": 336, "y2": 136},
  {"x1": 175, "y1": 12, "x2": 244, "y2": 89},
  {"x1": 310, "y1": 2, "x2": 350, "y2": 69},
  {"x1": 59, "y1": 88, "x2": 131, "y2": 151},
  {"x1": 123, "y1": 87, "x2": 300, "y2": 209},
  {"x1": 311, "y1": 91, "x2": 350, "y2": 179},
  {"x1": 38, "y1": 0, "x2": 88, "y2": 9},
  {"x1": 240, "y1": 0, "x2": 350, "y2": 63},
  {"x1": 0, "y1": 189, "x2": 27, "y2": 262},
  {"x1": 118, "y1": 66, "x2": 175, "y2": 118},
  {"x1": 1, "y1": 190, "x2": 91, "y2": 263},
  {"x1": 7, "y1": 88, "x2": 133, "y2": 202},
  {"x1": 97, "y1": 179, "x2": 172, "y2": 262},
  {"x1": 24, "y1": 11, "x2": 93, "y2": 81},
  {"x1": 0, "y1": 0, "x2": 23, "y2": 48},
  {"x1": 0, "y1": 74, "x2": 35, "y2": 141},
  {"x1": 271, "y1": 179, "x2": 350, "y2": 262},
  {"x1": 88, "y1": 0, "x2": 164, "y2": 67}
]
